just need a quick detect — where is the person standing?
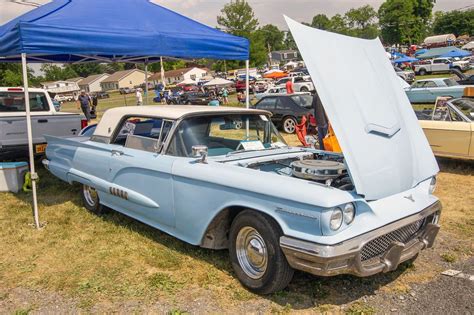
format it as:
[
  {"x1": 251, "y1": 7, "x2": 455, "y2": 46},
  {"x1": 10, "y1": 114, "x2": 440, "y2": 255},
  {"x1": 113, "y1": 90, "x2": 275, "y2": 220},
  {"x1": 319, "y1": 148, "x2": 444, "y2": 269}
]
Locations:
[
  {"x1": 285, "y1": 79, "x2": 294, "y2": 94},
  {"x1": 312, "y1": 92, "x2": 328, "y2": 150},
  {"x1": 222, "y1": 86, "x2": 229, "y2": 105},
  {"x1": 136, "y1": 88, "x2": 143, "y2": 106},
  {"x1": 77, "y1": 90, "x2": 91, "y2": 122}
]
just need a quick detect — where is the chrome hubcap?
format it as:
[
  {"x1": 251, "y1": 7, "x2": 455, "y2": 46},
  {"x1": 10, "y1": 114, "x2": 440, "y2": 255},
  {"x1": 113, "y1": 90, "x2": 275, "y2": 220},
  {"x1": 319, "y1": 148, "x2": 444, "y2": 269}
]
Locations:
[
  {"x1": 284, "y1": 119, "x2": 295, "y2": 133},
  {"x1": 83, "y1": 185, "x2": 98, "y2": 207},
  {"x1": 236, "y1": 227, "x2": 268, "y2": 279}
]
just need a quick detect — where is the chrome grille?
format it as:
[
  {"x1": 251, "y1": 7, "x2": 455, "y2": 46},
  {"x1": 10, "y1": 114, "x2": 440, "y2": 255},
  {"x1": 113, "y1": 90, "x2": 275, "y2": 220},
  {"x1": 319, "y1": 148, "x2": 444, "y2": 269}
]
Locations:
[{"x1": 360, "y1": 219, "x2": 425, "y2": 261}]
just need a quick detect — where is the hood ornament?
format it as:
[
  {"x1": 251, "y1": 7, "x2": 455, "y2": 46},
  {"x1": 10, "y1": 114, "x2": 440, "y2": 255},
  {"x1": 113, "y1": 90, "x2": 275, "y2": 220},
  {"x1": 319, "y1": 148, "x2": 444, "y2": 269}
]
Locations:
[{"x1": 404, "y1": 194, "x2": 415, "y2": 202}]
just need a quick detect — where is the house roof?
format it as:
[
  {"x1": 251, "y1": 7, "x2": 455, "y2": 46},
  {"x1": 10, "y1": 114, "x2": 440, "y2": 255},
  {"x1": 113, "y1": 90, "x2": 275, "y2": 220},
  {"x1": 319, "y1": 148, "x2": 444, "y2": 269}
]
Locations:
[
  {"x1": 93, "y1": 105, "x2": 269, "y2": 138},
  {"x1": 149, "y1": 67, "x2": 208, "y2": 81},
  {"x1": 68, "y1": 77, "x2": 84, "y2": 82},
  {"x1": 272, "y1": 50, "x2": 297, "y2": 54},
  {"x1": 78, "y1": 73, "x2": 109, "y2": 86},
  {"x1": 101, "y1": 69, "x2": 146, "y2": 83}
]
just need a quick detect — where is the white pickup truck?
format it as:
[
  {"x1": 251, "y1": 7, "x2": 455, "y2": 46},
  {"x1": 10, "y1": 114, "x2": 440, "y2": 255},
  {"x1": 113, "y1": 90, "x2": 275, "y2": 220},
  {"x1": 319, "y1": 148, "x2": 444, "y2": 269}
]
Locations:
[
  {"x1": 275, "y1": 76, "x2": 315, "y2": 92},
  {"x1": 0, "y1": 87, "x2": 85, "y2": 160},
  {"x1": 414, "y1": 57, "x2": 470, "y2": 75}
]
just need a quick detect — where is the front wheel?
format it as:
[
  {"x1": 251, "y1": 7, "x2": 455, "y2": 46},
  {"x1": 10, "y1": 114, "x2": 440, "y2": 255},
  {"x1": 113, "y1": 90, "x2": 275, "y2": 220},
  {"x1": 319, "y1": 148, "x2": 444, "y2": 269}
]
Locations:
[
  {"x1": 282, "y1": 116, "x2": 297, "y2": 134},
  {"x1": 81, "y1": 184, "x2": 106, "y2": 215},
  {"x1": 418, "y1": 68, "x2": 427, "y2": 76},
  {"x1": 229, "y1": 210, "x2": 294, "y2": 294},
  {"x1": 300, "y1": 86, "x2": 309, "y2": 92}
]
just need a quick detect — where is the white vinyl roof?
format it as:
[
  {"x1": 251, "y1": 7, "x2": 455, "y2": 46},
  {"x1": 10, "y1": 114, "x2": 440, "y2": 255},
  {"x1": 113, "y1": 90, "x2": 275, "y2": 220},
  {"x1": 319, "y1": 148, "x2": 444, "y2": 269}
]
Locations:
[{"x1": 93, "y1": 105, "x2": 268, "y2": 138}]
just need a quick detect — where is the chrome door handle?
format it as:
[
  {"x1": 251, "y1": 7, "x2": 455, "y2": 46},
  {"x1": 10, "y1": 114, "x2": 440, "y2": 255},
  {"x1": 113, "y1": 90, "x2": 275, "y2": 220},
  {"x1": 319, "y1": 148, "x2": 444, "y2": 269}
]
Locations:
[{"x1": 111, "y1": 149, "x2": 124, "y2": 156}]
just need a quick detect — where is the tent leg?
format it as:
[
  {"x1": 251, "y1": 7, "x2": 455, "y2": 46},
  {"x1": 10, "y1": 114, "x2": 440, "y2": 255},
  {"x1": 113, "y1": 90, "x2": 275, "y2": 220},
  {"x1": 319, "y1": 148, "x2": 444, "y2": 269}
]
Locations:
[
  {"x1": 160, "y1": 56, "x2": 166, "y2": 89},
  {"x1": 21, "y1": 53, "x2": 40, "y2": 229},
  {"x1": 245, "y1": 60, "x2": 250, "y2": 109},
  {"x1": 144, "y1": 61, "x2": 148, "y2": 105}
]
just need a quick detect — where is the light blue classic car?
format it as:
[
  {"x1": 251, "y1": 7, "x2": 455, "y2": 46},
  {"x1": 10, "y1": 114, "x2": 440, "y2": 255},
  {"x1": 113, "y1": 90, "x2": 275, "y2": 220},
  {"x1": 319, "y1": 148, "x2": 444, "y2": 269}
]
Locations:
[
  {"x1": 43, "y1": 105, "x2": 441, "y2": 294},
  {"x1": 405, "y1": 78, "x2": 473, "y2": 103}
]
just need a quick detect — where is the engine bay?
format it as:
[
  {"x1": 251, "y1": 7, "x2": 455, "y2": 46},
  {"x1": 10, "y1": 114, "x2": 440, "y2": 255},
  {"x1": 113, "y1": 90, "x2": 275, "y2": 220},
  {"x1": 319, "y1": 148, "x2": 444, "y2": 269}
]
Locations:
[{"x1": 244, "y1": 152, "x2": 354, "y2": 191}]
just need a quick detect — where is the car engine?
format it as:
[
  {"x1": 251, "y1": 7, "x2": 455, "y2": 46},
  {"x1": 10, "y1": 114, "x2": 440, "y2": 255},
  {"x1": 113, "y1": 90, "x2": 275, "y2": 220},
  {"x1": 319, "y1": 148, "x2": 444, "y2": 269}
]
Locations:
[{"x1": 290, "y1": 159, "x2": 353, "y2": 190}]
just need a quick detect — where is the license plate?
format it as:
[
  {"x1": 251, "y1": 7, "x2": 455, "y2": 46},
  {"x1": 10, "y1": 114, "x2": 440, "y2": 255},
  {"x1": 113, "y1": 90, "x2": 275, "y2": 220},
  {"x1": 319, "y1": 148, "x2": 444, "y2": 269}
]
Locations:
[{"x1": 35, "y1": 143, "x2": 47, "y2": 154}]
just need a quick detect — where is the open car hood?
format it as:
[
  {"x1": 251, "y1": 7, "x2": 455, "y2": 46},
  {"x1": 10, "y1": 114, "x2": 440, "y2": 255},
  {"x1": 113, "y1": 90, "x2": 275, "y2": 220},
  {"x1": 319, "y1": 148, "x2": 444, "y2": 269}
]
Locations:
[{"x1": 286, "y1": 17, "x2": 439, "y2": 200}]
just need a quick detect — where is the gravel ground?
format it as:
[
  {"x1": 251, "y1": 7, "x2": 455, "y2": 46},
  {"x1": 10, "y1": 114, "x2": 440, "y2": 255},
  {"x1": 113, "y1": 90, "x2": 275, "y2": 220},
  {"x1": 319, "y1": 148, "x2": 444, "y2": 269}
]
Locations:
[{"x1": 368, "y1": 257, "x2": 474, "y2": 314}]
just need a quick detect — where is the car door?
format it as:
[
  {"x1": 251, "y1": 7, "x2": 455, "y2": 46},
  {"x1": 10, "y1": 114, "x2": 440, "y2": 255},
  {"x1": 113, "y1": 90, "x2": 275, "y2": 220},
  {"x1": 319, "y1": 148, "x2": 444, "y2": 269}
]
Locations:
[
  {"x1": 104, "y1": 117, "x2": 177, "y2": 227},
  {"x1": 406, "y1": 81, "x2": 427, "y2": 103},
  {"x1": 421, "y1": 102, "x2": 471, "y2": 157},
  {"x1": 255, "y1": 97, "x2": 278, "y2": 124}
]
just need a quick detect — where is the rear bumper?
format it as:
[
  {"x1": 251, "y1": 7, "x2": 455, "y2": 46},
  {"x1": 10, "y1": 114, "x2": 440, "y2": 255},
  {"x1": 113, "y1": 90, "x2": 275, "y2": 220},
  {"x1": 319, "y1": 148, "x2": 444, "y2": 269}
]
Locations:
[
  {"x1": 0, "y1": 144, "x2": 45, "y2": 161},
  {"x1": 280, "y1": 201, "x2": 441, "y2": 277}
]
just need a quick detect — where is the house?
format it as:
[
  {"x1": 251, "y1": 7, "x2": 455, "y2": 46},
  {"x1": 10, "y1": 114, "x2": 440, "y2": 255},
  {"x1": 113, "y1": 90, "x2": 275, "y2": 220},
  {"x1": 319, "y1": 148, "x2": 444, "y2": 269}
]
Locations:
[
  {"x1": 100, "y1": 69, "x2": 147, "y2": 91},
  {"x1": 270, "y1": 50, "x2": 299, "y2": 63},
  {"x1": 148, "y1": 67, "x2": 208, "y2": 85},
  {"x1": 40, "y1": 80, "x2": 80, "y2": 95},
  {"x1": 78, "y1": 73, "x2": 109, "y2": 93},
  {"x1": 68, "y1": 77, "x2": 84, "y2": 83}
]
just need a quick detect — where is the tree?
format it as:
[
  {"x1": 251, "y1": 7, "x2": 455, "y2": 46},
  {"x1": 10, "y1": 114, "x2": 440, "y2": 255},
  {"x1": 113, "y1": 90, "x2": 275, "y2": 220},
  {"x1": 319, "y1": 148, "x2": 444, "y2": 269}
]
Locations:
[
  {"x1": 41, "y1": 64, "x2": 78, "y2": 81},
  {"x1": 69, "y1": 63, "x2": 106, "y2": 77},
  {"x1": 257, "y1": 24, "x2": 284, "y2": 52},
  {"x1": 311, "y1": 14, "x2": 331, "y2": 30},
  {"x1": 217, "y1": 0, "x2": 258, "y2": 38},
  {"x1": 0, "y1": 64, "x2": 41, "y2": 87},
  {"x1": 329, "y1": 14, "x2": 349, "y2": 35},
  {"x1": 217, "y1": 0, "x2": 266, "y2": 67},
  {"x1": 378, "y1": 0, "x2": 435, "y2": 44},
  {"x1": 344, "y1": 5, "x2": 379, "y2": 39},
  {"x1": 432, "y1": 9, "x2": 474, "y2": 36}
]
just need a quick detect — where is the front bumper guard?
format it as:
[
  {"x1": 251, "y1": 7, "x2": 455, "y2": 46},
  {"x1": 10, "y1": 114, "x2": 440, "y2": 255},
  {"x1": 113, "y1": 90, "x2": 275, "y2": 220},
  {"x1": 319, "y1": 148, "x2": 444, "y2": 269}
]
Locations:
[{"x1": 280, "y1": 201, "x2": 441, "y2": 277}]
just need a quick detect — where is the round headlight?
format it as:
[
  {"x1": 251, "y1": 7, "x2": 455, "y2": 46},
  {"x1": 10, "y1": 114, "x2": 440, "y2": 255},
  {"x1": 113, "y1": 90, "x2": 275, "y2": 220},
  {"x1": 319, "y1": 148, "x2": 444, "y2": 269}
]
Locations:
[
  {"x1": 330, "y1": 207, "x2": 343, "y2": 230},
  {"x1": 429, "y1": 177, "x2": 437, "y2": 194},
  {"x1": 343, "y1": 203, "x2": 355, "y2": 224}
]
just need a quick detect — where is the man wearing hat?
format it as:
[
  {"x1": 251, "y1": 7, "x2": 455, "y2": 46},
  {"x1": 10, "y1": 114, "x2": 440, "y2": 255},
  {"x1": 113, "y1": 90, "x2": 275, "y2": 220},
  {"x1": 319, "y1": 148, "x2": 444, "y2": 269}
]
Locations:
[{"x1": 136, "y1": 88, "x2": 143, "y2": 106}]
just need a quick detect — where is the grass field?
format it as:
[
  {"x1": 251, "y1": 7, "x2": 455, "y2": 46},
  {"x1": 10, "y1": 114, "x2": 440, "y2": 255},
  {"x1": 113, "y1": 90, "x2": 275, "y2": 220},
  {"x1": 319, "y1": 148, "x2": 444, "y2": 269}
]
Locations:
[{"x1": 0, "y1": 76, "x2": 473, "y2": 313}]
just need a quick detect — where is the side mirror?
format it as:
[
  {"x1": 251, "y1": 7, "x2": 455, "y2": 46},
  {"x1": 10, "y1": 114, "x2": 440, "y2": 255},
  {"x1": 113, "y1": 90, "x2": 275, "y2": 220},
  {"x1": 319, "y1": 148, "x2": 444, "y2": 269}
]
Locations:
[{"x1": 192, "y1": 145, "x2": 208, "y2": 163}]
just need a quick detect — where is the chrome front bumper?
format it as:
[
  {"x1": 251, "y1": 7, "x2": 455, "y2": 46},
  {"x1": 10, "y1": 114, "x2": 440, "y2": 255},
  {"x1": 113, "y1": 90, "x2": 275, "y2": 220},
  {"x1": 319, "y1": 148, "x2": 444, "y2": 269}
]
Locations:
[{"x1": 280, "y1": 201, "x2": 441, "y2": 277}]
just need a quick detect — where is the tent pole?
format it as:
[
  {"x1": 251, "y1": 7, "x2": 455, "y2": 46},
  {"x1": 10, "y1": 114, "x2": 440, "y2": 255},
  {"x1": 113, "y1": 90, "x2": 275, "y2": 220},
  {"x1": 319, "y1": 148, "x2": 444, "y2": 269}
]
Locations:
[
  {"x1": 160, "y1": 56, "x2": 166, "y2": 88},
  {"x1": 144, "y1": 60, "x2": 148, "y2": 105},
  {"x1": 21, "y1": 53, "x2": 40, "y2": 229},
  {"x1": 245, "y1": 60, "x2": 249, "y2": 109}
]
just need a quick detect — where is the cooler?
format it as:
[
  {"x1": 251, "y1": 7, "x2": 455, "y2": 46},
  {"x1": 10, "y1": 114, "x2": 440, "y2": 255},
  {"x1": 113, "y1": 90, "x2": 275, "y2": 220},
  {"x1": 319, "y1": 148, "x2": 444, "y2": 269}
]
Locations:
[{"x1": 0, "y1": 162, "x2": 29, "y2": 193}]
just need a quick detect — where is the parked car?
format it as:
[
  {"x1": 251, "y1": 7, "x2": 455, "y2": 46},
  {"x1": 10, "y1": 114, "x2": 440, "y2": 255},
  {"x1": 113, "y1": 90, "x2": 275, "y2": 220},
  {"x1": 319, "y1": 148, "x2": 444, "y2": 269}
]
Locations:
[
  {"x1": 414, "y1": 97, "x2": 473, "y2": 159},
  {"x1": 405, "y1": 78, "x2": 473, "y2": 103},
  {"x1": 413, "y1": 57, "x2": 469, "y2": 75},
  {"x1": 43, "y1": 104, "x2": 441, "y2": 294},
  {"x1": 0, "y1": 87, "x2": 86, "y2": 160},
  {"x1": 53, "y1": 94, "x2": 74, "y2": 102},
  {"x1": 254, "y1": 94, "x2": 313, "y2": 133},
  {"x1": 235, "y1": 79, "x2": 256, "y2": 93},
  {"x1": 394, "y1": 66, "x2": 415, "y2": 84},
  {"x1": 119, "y1": 87, "x2": 135, "y2": 94},
  {"x1": 180, "y1": 92, "x2": 212, "y2": 105},
  {"x1": 275, "y1": 76, "x2": 315, "y2": 92},
  {"x1": 93, "y1": 91, "x2": 110, "y2": 99},
  {"x1": 450, "y1": 68, "x2": 474, "y2": 85}
]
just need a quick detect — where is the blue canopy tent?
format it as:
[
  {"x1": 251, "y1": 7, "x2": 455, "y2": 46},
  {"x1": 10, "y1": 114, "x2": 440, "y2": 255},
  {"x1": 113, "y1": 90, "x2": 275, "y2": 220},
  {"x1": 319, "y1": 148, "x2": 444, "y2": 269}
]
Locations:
[
  {"x1": 414, "y1": 49, "x2": 427, "y2": 56},
  {"x1": 440, "y1": 49, "x2": 471, "y2": 58},
  {"x1": 0, "y1": 0, "x2": 250, "y2": 228},
  {"x1": 393, "y1": 56, "x2": 419, "y2": 64}
]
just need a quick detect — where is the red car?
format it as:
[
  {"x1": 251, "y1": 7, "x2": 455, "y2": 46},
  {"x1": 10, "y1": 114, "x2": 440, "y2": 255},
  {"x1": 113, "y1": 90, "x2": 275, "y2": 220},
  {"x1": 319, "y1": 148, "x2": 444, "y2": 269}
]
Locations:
[{"x1": 235, "y1": 80, "x2": 255, "y2": 93}]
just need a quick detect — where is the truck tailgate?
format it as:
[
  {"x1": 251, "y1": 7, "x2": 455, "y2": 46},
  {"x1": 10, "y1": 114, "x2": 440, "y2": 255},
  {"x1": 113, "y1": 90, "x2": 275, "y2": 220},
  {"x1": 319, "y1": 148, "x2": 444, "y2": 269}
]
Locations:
[{"x1": 0, "y1": 114, "x2": 81, "y2": 146}]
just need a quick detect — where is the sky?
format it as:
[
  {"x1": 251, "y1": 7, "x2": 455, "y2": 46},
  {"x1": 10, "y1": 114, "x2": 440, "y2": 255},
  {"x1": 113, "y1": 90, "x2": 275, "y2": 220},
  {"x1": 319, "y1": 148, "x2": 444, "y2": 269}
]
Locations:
[{"x1": 1, "y1": 0, "x2": 473, "y2": 28}]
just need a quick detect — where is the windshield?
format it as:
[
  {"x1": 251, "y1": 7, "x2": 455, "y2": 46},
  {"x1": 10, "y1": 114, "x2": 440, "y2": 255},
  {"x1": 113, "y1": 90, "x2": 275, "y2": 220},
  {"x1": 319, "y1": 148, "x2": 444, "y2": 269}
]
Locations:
[
  {"x1": 0, "y1": 92, "x2": 49, "y2": 112},
  {"x1": 291, "y1": 94, "x2": 313, "y2": 108},
  {"x1": 451, "y1": 98, "x2": 474, "y2": 121},
  {"x1": 167, "y1": 114, "x2": 287, "y2": 157}
]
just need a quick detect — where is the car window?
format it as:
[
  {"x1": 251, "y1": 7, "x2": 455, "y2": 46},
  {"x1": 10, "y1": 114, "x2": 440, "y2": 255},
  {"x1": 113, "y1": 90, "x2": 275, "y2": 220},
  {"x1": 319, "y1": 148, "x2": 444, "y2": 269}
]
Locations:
[
  {"x1": 443, "y1": 78, "x2": 458, "y2": 87},
  {"x1": 290, "y1": 95, "x2": 313, "y2": 108},
  {"x1": 112, "y1": 116, "x2": 172, "y2": 152},
  {"x1": 0, "y1": 92, "x2": 49, "y2": 112},
  {"x1": 433, "y1": 103, "x2": 450, "y2": 121},
  {"x1": 256, "y1": 97, "x2": 277, "y2": 110},
  {"x1": 411, "y1": 81, "x2": 425, "y2": 88},
  {"x1": 275, "y1": 98, "x2": 286, "y2": 109},
  {"x1": 277, "y1": 78, "x2": 289, "y2": 85},
  {"x1": 451, "y1": 99, "x2": 474, "y2": 121},
  {"x1": 424, "y1": 81, "x2": 437, "y2": 88},
  {"x1": 433, "y1": 59, "x2": 442, "y2": 64},
  {"x1": 166, "y1": 114, "x2": 286, "y2": 157}
]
